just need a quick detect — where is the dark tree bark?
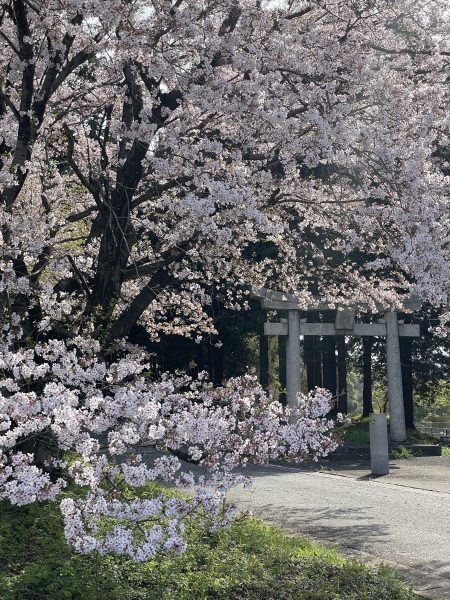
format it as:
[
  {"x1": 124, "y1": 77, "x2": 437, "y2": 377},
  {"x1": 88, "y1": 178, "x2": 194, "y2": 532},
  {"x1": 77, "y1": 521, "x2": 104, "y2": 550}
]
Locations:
[
  {"x1": 259, "y1": 318, "x2": 270, "y2": 390},
  {"x1": 322, "y1": 335, "x2": 337, "y2": 415},
  {"x1": 400, "y1": 318, "x2": 414, "y2": 429},
  {"x1": 207, "y1": 343, "x2": 214, "y2": 382},
  {"x1": 212, "y1": 342, "x2": 224, "y2": 386},
  {"x1": 206, "y1": 338, "x2": 225, "y2": 386},
  {"x1": 313, "y1": 336, "x2": 323, "y2": 388},
  {"x1": 278, "y1": 331, "x2": 287, "y2": 405},
  {"x1": 86, "y1": 65, "x2": 182, "y2": 327},
  {"x1": 195, "y1": 343, "x2": 206, "y2": 377},
  {"x1": 89, "y1": 66, "x2": 147, "y2": 313},
  {"x1": 304, "y1": 311, "x2": 322, "y2": 391},
  {"x1": 337, "y1": 336, "x2": 348, "y2": 414},
  {"x1": 362, "y1": 337, "x2": 373, "y2": 417}
]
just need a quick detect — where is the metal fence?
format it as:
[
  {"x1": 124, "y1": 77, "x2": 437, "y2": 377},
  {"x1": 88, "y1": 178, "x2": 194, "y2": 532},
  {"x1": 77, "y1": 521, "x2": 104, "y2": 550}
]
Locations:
[{"x1": 416, "y1": 421, "x2": 450, "y2": 440}]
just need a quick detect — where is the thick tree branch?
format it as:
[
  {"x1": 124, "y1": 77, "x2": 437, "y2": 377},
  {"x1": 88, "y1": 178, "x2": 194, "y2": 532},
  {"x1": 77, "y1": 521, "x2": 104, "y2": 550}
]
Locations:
[
  {"x1": 66, "y1": 205, "x2": 97, "y2": 223},
  {"x1": 107, "y1": 237, "x2": 197, "y2": 340},
  {"x1": 131, "y1": 176, "x2": 193, "y2": 209}
]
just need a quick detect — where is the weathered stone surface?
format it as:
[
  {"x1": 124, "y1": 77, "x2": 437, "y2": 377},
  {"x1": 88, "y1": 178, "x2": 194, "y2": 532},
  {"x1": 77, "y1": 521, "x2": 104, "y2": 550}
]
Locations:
[
  {"x1": 385, "y1": 311, "x2": 407, "y2": 442},
  {"x1": 286, "y1": 309, "x2": 301, "y2": 406},
  {"x1": 370, "y1": 413, "x2": 389, "y2": 475}
]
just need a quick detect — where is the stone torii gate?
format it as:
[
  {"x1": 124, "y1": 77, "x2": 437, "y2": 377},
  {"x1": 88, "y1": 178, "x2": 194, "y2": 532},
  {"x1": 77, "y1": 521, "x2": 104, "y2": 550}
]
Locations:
[{"x1": 256, "y1": 289, "x2": 421, "y2": 442}]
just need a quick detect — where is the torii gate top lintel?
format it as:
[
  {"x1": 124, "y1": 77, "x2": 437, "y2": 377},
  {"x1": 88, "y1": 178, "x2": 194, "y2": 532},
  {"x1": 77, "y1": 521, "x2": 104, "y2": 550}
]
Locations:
[{"x1": 252, "y1": 287, "x2": 423, "y2": 313}]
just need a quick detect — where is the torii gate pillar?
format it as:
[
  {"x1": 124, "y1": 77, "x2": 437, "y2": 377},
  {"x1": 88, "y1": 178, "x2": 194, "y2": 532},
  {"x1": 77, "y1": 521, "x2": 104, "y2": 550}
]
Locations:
[
  {"x1": 385, "y1": 311, "x2": 406, "y2": 442},
  {"x1": 286, "y1": 309, "x2": 301, "y2": 407}
]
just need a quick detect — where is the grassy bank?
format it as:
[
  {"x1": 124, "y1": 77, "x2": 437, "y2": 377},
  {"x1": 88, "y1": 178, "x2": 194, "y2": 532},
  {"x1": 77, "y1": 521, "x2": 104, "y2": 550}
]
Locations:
[
  {"x1": 343, "y1": 418, "x2": 438, "y2": 446},
  {"x1": 0, "y1": 488, "x2": 418, "y2": 600}
]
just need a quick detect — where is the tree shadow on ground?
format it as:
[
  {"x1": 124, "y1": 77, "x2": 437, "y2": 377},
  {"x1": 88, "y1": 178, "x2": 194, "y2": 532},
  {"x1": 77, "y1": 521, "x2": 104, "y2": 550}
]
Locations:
[{"x1": 237, "y1": 502, "x2": 390, "y2": 553}]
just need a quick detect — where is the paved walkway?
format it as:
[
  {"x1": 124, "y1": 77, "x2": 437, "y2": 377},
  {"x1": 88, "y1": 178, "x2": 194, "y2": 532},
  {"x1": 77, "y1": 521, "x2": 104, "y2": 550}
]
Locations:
[
  {"x1": 227, "y1": 457, "x2": 450, "y2": 600},
  {"x1": 304, "y1": 455, "x2": 450, "y2": 494}
]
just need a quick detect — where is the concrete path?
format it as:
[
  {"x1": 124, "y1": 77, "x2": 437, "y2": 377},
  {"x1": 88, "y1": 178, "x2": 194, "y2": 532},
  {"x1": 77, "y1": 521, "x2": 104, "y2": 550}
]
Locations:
[
  {"x1": 227, "y1": 457, "x2": 450, "y2": 600},
  {"x1": 316, "y1": 456, "x2": 450, "y2": 495}
]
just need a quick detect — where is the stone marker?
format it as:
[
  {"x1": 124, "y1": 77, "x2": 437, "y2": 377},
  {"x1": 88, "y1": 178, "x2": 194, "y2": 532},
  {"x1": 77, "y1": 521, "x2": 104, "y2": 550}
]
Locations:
[
  {"x1": 370, "y1": 413, "x2": 389, "y2": 476},
  {"x1": 335, "y1": 309, "x2": 355, "y2": 332}
]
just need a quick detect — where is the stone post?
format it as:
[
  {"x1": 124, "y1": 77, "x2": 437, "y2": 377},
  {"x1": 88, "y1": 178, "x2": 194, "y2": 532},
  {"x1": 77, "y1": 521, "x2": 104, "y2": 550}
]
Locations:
[
  {"x1": 286, "y1": 309, "x2": 301, "y2": 407},
  {"x1": 385, "y1": 311, "x2": 407, "y2": 442},
  {"x1": 369, "y1": 413, "x2": 389, "y2": 475}
]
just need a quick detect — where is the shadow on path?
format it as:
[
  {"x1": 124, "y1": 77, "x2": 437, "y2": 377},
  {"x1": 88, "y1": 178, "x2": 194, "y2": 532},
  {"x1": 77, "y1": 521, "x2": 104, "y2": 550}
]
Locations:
[{"x1": 243, "y1": 502, "x2": 390, "y2": 552}]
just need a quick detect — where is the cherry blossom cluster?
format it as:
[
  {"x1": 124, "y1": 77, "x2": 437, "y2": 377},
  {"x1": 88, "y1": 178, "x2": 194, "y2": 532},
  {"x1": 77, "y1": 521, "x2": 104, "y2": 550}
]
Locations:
[
  {"x1": 0, "y1": 0, "x2": 448, "y2": 331},
  {"x1": 0, "y1": 331, "x2": 341, "y2": 559}
]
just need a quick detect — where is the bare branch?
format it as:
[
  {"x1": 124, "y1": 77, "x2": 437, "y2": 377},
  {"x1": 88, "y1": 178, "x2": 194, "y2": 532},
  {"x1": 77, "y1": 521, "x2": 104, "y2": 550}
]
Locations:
[
  {"x1": 66, "y1": 254, "x2": 91, "y2": 299},
  {"x1": 63, "y1": 124, "x2": 103, "y2": 208},
  {"x1": 0, "y1": 29, "x2": 20, "y2": 55},
  {"x1": 284, "y1": 6, "x2": 313, "y2": 20}
]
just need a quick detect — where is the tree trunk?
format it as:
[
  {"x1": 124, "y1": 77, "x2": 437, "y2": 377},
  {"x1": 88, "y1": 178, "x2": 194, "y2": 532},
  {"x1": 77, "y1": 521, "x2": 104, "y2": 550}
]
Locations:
[
  {"x1": 89, "y1": 64, "x2": 148, "y2": 315},
  {"x1": 337, "y1": 336, "x2": 348, "y2": 414},
  {"x1": 278, "y1": 332, "x2": 287, "y2": 405},
  {"x1": 304, "y1": 335, "x2": 314, "y2": 392},
  {"x1": 195, "y1": 343, "x2": 205, "y2": 377},
  {"x1": 304, "y1": 311, "x2": 322, "y2": 391},
  {"x1": 362, "y1": 337, "x2": 373, "y2": 417},
  {"x1": 212, "y1": 342, "x2": 224, "y2": 386},
  {"x1": 400, "y1": 320, "x2": 414, "y2": 429},
  {"x1": 259, "y1": 321, "x2": 270, "y2": 390},
  {"x1": 322, "y1": 335, "x2": 337, "y2": 415}
]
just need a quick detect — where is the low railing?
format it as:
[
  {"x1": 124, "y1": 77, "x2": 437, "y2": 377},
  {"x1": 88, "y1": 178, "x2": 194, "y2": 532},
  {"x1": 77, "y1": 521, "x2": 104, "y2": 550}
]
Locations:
[{"x1": 416, "y1": 421, "x2": 450, "y2": 440}]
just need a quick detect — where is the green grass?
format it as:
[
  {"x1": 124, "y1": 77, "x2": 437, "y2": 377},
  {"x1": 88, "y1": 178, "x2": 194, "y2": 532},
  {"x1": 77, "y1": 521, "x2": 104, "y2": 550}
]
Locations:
[
  {"x1": 344, "y1": 419, "x2": 439, "y2": 447},
  {"x1": 343, "y1": 421, "x2": 441, "y2": 459},
  {"x1": 0, "y1": 486, "x2": 419, "y2": 600},
  {"x1": 390, "y1": 446, "x2": 415, "y2": 460},
  {"x1": 343, "y1": 419, "x2": 371, "y2": 444},
  {"x1": 442, "y1": 446, "x2": 450, "y2": 457}
]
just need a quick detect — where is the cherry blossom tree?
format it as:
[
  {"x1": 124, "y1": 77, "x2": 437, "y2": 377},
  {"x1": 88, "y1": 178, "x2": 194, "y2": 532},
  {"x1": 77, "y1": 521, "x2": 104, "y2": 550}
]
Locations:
[{"x1": 0, "y1": 0, "x2": 448, "y2": 559}]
